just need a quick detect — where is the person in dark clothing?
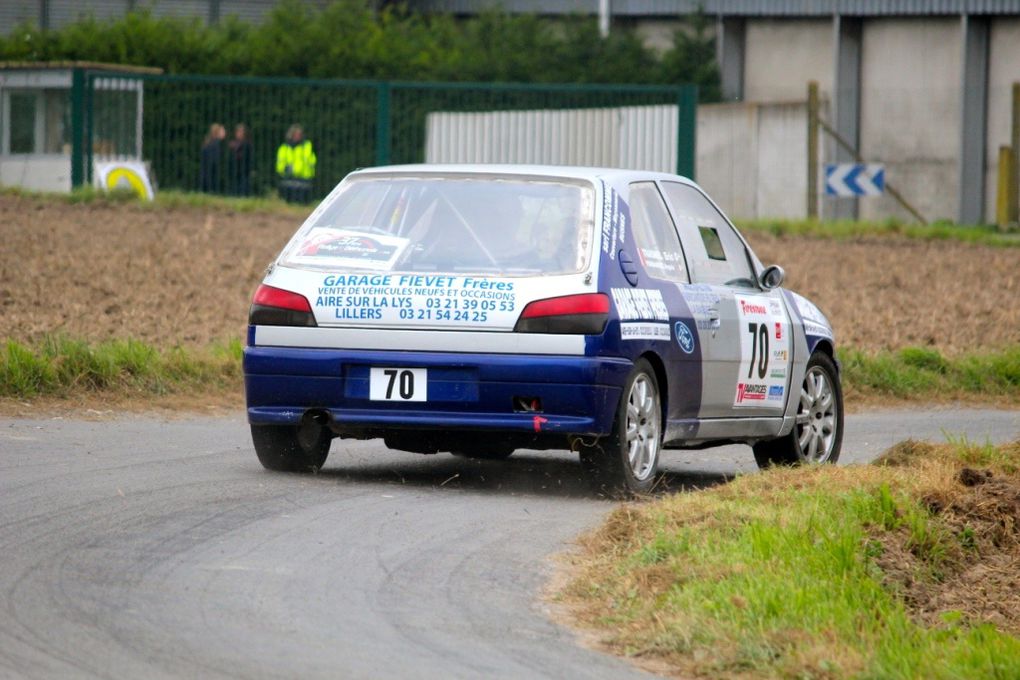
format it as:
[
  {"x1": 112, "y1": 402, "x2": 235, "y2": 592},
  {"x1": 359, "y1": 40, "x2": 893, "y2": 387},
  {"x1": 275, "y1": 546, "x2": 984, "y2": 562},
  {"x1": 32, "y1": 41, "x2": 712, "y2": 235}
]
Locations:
[
  {"x1": 199, "y1": 123, "x2": 226, "y2": 193},
  {"x1": 227, "y1": 123, "x2": 254, "y2": 197}
]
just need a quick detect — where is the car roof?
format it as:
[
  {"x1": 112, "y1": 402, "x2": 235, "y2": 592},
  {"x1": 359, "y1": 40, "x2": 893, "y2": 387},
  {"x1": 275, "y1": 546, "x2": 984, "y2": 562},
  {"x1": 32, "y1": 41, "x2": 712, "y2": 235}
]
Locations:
[{"x1": 350, "y1": 163, "x2": 696, "y2": 187}]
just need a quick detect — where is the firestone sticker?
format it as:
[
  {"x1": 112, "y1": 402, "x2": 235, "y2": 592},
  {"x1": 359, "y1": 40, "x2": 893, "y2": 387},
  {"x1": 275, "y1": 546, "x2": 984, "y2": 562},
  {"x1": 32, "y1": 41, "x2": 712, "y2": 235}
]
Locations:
[{"x1": 734, "y1": 294, "x2": 790, "y2": 408}]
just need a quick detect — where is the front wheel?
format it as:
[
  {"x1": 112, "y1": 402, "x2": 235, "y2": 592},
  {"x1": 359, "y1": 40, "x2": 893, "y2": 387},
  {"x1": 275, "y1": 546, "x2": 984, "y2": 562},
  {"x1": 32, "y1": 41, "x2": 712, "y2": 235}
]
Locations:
[
  {"x1": 753, "y1": 351, "x2": 843, "y2": 469},
  {"x1": 251, "y1": 422, "x2": 331, "y2": 472},
  {"x1": 579, "y1": 358, "x2": 662, "y2": 496}
]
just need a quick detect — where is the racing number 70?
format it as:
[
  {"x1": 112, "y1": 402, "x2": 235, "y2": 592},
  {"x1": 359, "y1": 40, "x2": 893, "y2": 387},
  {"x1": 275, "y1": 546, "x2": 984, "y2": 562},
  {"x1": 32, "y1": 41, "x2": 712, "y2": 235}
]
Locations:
[
  {"x1": 383, "y1": 369, "x2": 415, "y2": 400},
  {"x1": 747, "y1": 322, "x2": 769, "y2": 379}
]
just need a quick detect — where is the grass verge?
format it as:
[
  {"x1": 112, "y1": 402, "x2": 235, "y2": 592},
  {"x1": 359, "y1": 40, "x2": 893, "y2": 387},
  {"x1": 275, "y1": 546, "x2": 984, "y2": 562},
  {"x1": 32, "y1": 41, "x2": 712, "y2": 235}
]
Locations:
[
  {"x1": 557, "y1": 438, "x2": 1020, "y2": 679},
  {"x1": 841, "y1": 345, "x2": 1020, "y2": 404},
  {"x1": 737, "y1": 217, "x2": 1020, "y2": 248},
  {"x1": 0, "y1": 336, "x2": 242, "y2": 399},
  {"x1": 1, "y1": 184, "x2": 311, "y2": 216}
]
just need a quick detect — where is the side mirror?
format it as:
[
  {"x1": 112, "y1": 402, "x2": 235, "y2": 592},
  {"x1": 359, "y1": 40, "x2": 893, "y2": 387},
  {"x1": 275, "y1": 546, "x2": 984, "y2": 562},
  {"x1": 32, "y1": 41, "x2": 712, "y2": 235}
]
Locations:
[{"x1": 760, "y1": 264, "x2": 785, "y2": 290}]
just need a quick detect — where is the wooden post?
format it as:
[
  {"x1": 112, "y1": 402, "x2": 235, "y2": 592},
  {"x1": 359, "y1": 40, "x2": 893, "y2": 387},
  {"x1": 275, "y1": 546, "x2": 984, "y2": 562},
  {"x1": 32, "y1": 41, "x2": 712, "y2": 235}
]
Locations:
[
  {"x1": 807, "y1": 81, "x2": 819, "y2": 219},
  {"x1": 997, "y1": 145, "x2": 1015, "y2": 229}
]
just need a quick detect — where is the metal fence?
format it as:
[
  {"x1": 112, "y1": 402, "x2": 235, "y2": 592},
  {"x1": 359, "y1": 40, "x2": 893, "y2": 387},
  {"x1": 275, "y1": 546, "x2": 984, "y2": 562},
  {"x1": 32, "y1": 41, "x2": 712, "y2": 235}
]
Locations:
[{"x1": 70, "y1": 71, "x2": 696, "y2": 200}]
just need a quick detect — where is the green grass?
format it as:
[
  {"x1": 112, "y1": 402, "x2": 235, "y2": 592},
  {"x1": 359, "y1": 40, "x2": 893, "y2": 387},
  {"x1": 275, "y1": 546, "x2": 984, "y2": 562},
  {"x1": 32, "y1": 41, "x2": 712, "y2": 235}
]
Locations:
[
  {"x1": 1, "y1": 184, "x2": 311, "y2": 216},
  {"x1": 0, "y1": 336, "x2": 242, "y2": 399},
  {"x1": 562, "y1": 440, "x2": 1020, "y2": 679},
  {"x1": 737, "y1": 217, "x2": 1020, "y2": 248},
  {"x1": 841, "y1": 345, "x2": 1020, "y2": 401}
]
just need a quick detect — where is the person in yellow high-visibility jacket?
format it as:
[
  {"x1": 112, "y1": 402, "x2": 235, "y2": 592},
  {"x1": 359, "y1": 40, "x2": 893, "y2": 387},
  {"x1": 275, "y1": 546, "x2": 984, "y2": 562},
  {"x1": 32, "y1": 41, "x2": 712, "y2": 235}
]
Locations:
[{"x1": 276, "y1": 124, "x2": 317, "y2": 203}]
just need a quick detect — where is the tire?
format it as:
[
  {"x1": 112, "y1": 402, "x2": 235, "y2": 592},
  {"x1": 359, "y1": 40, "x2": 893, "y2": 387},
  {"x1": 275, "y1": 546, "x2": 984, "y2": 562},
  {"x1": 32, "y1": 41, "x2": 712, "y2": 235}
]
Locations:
[
  {"x1": 753, "y1": 351, "x2": 843, "y2": 469},
  {"x1": 251, "y1": 422, "x2": 331, "y2": 472},
  {"x1": 579, "y1": 358, "x2": 662, "y2": 496}
]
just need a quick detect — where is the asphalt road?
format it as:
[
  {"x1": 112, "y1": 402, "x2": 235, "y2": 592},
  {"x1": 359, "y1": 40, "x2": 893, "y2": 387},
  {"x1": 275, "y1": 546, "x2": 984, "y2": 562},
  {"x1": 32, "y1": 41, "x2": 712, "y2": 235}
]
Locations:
[{"x1": 1, "y1": 408, "x2": 1017, "y2": 680}]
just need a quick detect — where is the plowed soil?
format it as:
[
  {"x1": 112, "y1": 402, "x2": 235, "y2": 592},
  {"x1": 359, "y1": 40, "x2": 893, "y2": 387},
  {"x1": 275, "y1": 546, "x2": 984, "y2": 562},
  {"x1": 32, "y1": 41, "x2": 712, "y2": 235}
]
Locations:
[{"x1": 1, "y1": 193, "x2": 1018, "y2": 352}]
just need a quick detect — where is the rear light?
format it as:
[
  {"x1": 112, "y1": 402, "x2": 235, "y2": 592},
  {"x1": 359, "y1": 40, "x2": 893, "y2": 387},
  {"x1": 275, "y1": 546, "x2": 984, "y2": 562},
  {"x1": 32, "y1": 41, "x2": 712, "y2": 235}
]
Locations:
[
  {"x1": 514, "y1": 293, "x2": 609, "y2": 334},
  {"x1": 249, "y1": 284, "x2": 317, "y2": 327}
]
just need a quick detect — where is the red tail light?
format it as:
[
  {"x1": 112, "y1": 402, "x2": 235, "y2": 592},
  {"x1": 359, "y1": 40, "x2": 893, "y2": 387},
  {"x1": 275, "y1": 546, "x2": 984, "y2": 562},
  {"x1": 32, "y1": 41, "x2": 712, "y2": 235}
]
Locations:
[
  {"x1": 514, "y1": 293, "x2": 609, "y2": 334},
  {"x1": 249, "y1": 284, "x2": 316, "y2": 327}
]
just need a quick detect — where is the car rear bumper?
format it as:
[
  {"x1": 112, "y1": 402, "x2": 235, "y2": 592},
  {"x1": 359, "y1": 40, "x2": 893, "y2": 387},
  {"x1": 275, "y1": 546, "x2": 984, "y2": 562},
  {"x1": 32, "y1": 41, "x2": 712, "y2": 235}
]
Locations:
[{"x1": 243, "y1": 346, "x2": 631, "y2": 436}]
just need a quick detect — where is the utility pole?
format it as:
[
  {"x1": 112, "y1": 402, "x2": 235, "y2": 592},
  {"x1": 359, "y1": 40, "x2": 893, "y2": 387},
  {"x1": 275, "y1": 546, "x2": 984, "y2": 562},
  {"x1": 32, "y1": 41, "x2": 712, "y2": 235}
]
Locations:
[
  {"x1": 807, "y1": 81, "x2": 819, "y2": 219},
  {"x1": 598, "y1": 0, "x2": 610, "y2": 38}
]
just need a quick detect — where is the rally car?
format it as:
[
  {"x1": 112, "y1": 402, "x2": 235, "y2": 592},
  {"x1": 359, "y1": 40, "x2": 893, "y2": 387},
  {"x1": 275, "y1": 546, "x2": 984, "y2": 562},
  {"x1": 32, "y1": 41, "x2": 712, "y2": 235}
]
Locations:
[{"x1": 244, "y1": 165, "x2": 843, "y2": 493}]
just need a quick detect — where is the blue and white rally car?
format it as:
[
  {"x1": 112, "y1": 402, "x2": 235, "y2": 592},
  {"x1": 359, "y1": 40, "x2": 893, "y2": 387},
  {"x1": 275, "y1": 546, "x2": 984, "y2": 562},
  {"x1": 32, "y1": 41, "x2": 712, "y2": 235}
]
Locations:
[{"x1": 244, "y1": 165, "x2": 842, "y2": 493}]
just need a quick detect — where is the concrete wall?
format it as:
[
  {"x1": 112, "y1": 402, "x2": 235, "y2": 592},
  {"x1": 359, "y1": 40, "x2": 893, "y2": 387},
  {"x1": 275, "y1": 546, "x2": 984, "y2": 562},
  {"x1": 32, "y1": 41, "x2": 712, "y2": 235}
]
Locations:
[
  {"x1": 697, "y1": 100, "x2": 817, "y2": 221},
  {"x1": 858, "y1": 17, "x2": 961, "y2": 222},
  {"x1": 744, "y1": 19, "x2": 833, "y2": 103},
  {"x1": 0, "y1": 156, "x2": 71, "y2": 193},
  {"x1": 985, "y1": 17, "x2": 1020, "y2": 222}
]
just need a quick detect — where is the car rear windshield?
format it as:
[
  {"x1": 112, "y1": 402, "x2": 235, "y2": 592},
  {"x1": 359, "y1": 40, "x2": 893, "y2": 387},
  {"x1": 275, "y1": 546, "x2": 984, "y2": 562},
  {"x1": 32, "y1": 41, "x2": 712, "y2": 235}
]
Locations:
[{"x1": 280, "y1": 174, "x2": 596, "y2": 276}]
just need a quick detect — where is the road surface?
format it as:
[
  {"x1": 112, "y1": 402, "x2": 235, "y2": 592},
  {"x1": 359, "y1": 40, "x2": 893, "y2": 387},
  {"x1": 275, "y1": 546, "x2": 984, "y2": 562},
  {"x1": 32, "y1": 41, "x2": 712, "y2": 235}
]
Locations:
[{"x1": 0, "y1": 408, "x2": 1016, "y2": 679}]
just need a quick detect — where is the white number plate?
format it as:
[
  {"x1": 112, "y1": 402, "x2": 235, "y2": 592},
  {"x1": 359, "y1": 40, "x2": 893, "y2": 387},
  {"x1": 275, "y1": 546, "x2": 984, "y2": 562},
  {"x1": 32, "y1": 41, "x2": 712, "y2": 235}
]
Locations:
[{"x1": 369, "y1": 368, "x2": 427, "y2": 402}]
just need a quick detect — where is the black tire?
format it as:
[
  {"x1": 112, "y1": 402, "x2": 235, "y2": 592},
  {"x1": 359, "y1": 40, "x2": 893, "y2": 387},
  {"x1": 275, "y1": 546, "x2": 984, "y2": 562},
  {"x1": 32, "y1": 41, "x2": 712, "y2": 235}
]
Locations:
[
  {"x1": 451, "y1": 446, "x2": 515, "y2": 460},
  {"x1": 753, "y1": 351, "x2": 843, "y2": 469},
  {"x1": 251, "y1": 422, "x2": 331, "y2": 472},
  {"x1": 579, "y1": 358, "x2": 662, "y2": 496}
]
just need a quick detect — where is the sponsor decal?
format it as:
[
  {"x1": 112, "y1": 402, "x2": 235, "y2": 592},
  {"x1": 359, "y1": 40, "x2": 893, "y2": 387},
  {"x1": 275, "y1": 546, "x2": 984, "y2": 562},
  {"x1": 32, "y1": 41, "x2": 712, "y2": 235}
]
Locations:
[
  {"x1": 735, "y1": 294, "x2": 791, "y2": 409},
  {"x1": 610, "y1": 288, "x2": 669, "y2": 321},
  {"x1": 736, "y1": 382, "x2": 768, "y2": 403},
  {"x1": 289, "y1": 228, "x2": 409, "y2": 271},
  {"x1": 621, "y1": 322, "x2": 670, "y2": 341},
  {"x1": 790, "y1": 292, "x2": 834, "y2": 340},
  {"x1": 674, "y1": 321, "x2": 695, "y2": 354},
  {"x1": 310, "y1": 274, "x2": 518, "y2": 327},
  {"x1": 739, "y1": 299, "x2": 768, "y2": 316},
  {"x1": 680, "y1": 284, "x2": 721, "y2": 331}
]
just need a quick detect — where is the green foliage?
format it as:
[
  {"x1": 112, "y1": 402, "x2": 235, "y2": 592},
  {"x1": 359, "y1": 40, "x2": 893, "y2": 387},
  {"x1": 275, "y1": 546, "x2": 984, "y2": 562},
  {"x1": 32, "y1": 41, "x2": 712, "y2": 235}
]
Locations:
[
  {"x1": 582, "y1": 442, "x2": 1020, "y2": 678},
  {"x1": 0, "y1": 0, "x2": 719, "y2": 94},
  {"x1": 841, "y1": 345, "x2": 1020, "y2": 400},
  {"x1": 737, "y1": 217, "x2": 1020, "y2": 247},
  {"x1": 0, "y1": 337, "x2": 239, "y2": 398}
]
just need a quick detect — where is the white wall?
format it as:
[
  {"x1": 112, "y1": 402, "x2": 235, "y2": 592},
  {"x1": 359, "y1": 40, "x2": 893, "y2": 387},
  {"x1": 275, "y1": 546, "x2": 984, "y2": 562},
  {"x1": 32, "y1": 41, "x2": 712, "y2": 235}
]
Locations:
[
  {"x1": 0, "y1": 156, "x2": 70, "y2": 193},
  {"x1": 696, "y1": 100, "x2": 816, "y2": 221},
  {"x1": 858, "y1": 18, "x2": 961, "y2": 222},
  {"x1": 424, "y1": 105, "x2": 679, "y2": 174},
  {"x1": 744, "y1": 19, "x2": 833, "y2": 103}
]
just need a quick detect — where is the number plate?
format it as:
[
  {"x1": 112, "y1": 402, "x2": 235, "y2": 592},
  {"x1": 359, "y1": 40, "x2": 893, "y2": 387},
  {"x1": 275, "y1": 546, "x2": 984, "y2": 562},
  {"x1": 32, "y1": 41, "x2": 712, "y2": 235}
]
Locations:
[{"x1": 369, "y1": 368, "x2": 427, "y2": 402}]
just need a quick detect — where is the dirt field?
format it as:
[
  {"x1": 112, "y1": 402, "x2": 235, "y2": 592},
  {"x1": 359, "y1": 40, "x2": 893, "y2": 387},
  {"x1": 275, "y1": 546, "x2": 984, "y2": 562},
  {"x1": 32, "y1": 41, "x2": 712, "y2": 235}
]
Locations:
[{"x1": 1, "y1": 193, "x2": 1017, "y2": 353}]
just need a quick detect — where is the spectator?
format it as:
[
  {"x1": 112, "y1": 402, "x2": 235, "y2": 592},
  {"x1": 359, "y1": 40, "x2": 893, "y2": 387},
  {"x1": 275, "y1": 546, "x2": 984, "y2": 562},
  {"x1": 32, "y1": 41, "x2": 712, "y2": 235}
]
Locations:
[
  {"x1": 228, "y1": 123, "x2": 254, "y2": 197},
  {"x1": 199, "y1": 123, "x2": 226, "y2": 193},
  {"x1": 276, "y1": 124, "x2": 316, "y2": 204}
]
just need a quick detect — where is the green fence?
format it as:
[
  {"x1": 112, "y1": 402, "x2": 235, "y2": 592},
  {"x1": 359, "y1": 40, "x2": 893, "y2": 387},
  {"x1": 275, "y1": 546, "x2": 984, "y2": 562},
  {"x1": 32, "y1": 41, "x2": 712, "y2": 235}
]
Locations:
[{"x1": 73, "y1": 71, "x2": 696, "y2": 200}]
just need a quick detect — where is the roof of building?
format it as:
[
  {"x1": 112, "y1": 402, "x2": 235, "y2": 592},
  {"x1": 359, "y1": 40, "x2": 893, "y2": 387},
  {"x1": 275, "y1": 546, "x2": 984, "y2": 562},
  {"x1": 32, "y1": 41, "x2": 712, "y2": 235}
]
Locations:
[{"x1": 410, "y1": 0, "x2": 1020, "y2": 16}]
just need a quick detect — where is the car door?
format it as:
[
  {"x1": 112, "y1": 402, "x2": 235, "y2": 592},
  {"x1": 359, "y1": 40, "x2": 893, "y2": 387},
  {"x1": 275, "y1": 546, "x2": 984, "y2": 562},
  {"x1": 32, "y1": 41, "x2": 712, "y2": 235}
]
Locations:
[
  {"x1": 623, "y1": 182, "x2": 702, "y2": 423},
  {"x1": 658, "y1": 181, "x2": 792, "y2": 419}
]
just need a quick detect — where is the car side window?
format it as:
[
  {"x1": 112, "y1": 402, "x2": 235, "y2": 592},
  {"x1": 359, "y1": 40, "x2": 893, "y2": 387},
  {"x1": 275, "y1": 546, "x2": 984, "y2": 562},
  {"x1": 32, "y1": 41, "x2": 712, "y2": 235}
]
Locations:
[
  {"x1": 659, "y1": 181, "x2": 756, "y2": 288},
  {"x1": 627, "y1": 182, "x2": 689, "y2": 284}
]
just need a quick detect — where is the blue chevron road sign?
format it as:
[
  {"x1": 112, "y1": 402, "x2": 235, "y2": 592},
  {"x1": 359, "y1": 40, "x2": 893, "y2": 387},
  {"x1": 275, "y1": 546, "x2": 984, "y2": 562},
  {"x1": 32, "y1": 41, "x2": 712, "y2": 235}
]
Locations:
[{"x1": 824, "y1": 163, "x2": 885, "y2": 196}]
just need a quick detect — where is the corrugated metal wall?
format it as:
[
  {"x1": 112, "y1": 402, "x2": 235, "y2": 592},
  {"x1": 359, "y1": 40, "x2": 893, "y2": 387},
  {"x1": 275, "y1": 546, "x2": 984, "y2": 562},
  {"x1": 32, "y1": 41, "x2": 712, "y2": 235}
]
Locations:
[
  {"x1": 424, "y1": 105, "x2": 679, "y2": 173},
  {"x1": 415, "y1": 0, "x2": 1020, "y2": 15}
]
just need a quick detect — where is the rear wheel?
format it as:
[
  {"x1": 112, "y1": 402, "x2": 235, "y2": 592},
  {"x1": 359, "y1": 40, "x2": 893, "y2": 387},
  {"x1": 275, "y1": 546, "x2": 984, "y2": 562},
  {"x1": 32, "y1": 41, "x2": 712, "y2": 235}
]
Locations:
[
  {"x1": 753, "y1": 351, "x2": 843, "y2": 469},
  {"x1": 579, "y1": 358, "x2": 662, "y2": 496},
  {"x1": 251, "y1": 422, "x2": 331, "y2": 472}
]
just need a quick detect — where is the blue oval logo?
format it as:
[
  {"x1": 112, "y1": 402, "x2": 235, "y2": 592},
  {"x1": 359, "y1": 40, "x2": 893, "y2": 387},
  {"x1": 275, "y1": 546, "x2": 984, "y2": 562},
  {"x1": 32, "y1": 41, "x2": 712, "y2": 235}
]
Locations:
[{"x1": 675, "y1": 321, "x2": 695, "y2": 354}]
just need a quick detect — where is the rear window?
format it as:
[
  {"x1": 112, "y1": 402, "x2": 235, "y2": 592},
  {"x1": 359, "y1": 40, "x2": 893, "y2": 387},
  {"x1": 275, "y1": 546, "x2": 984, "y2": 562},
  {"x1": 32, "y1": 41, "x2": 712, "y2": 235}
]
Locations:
[{"x1": 281, "y1": 174, "x2": 596, "y2": 276}]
